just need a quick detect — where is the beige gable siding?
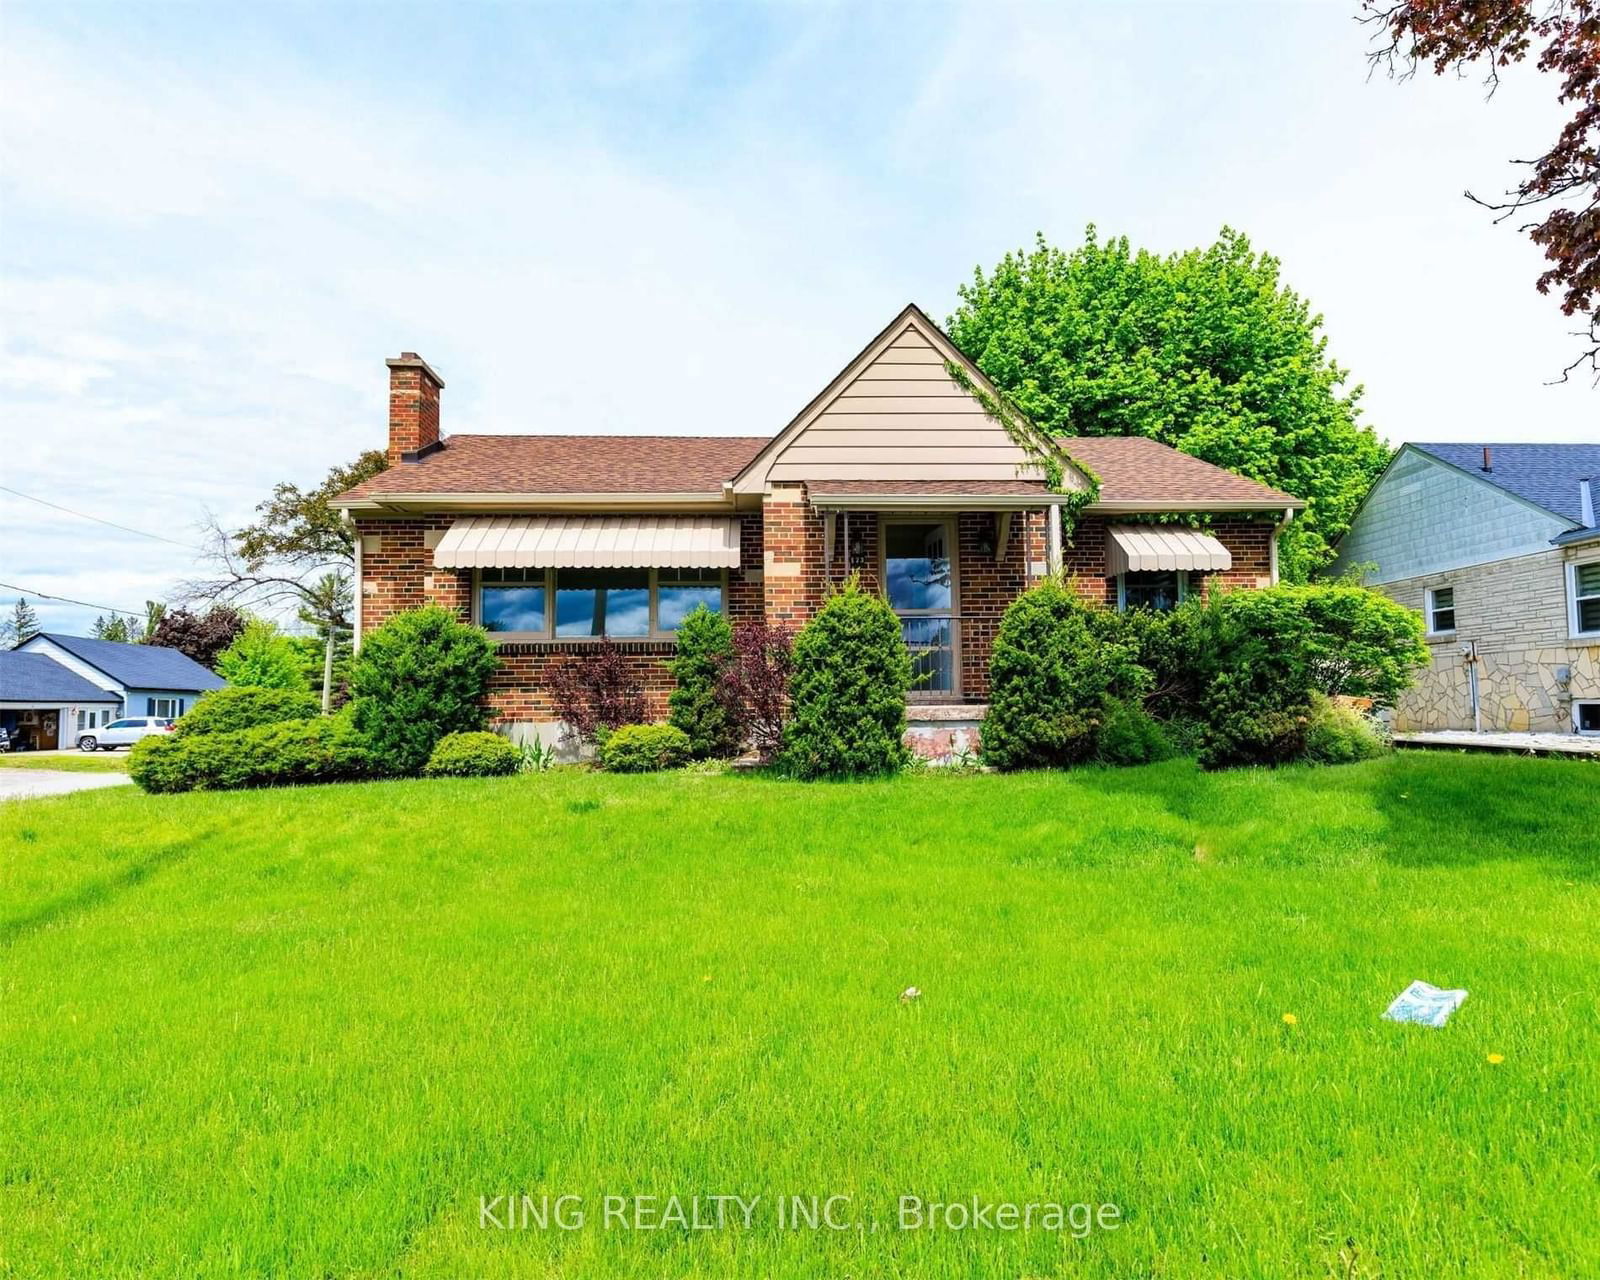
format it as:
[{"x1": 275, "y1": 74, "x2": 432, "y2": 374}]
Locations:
[{"x1": 765, "y1": 328, "x2": 1050, "y2": 483}]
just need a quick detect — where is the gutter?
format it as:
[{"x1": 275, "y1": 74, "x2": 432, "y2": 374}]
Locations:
[
  {"x1": 1088, "y1": 498, "x2": 1305, "y2": 515},
  {"x1": 333, "y1": 491, "x2": 735, "y2": 514},
  {"x1": 1270, "y1": 505, "x2": 1295, "y2": 584},
  {"x1": 807, "y1": 492, "x2": 1049, "y2": 511}
]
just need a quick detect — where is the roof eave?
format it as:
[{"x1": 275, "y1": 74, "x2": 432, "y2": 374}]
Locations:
[
  {"x1": 1088, "y1": 498, "x2": 1304, "y2": 515},
  {"x1": 807, "y1": 492, "x2": 1049, "y2": 510},
  {"x1": 333, "y1": 490, "x2": 737, "y2": 514}
]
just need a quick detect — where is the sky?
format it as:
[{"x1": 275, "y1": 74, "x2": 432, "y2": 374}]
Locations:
[{"x1": 2, "y1": 0, "x2": 1595, "y2": 634}]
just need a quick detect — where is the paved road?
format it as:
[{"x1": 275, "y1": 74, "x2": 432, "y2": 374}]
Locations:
[{"x1": 0, "y1": 769, "x2": 134, "y2": 802}]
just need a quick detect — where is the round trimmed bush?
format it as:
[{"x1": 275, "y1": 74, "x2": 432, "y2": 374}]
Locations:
[
  {"x1": 782, "y1": 577, "x2": 912, "y2": 780},
  {"x1": 174, "y1": 686, "x2": 321, "y2": 738},
  {"x1": 348, "y1": 606, "x2": 500, "y2": 776},
  {"x1": 983, "y1": 579, "x2": 1147, "y2": 770},
  {"x1": 668, "y1": 605, "x2": 741, "y2": 759},
  {"x1": 598, "y1": 723, "x2": 692, "y2": 773},
  {"x1": 423, "y1": 731, "x2": 520, "y2": 778}
]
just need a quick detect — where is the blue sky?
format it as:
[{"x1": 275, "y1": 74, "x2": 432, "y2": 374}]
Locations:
[{"x1": 2, "y1": 0, "x2": 1594, "y2": 633}]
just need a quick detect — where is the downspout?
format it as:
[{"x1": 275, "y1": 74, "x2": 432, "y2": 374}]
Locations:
[
  {"x1": 349, "y1": 511, "x2": 363, "y2": 653},
  {"x1": 1463, "y1": 639, "x2": 1482, "y2": 733},
  {"x1": 1270, "y1": 505, "x2": 1295, "y2": 585},
  {"x1": 1046, "y1": 502, "x2": 1062, "y2": 576}
]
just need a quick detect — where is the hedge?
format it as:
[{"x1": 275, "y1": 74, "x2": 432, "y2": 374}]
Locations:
[
  {"x1": 173, "y1": 686, "x2": 321, "y2": 738},
  {"x1": 130, "y1": 715, "x2": 373, "y2": 793}
]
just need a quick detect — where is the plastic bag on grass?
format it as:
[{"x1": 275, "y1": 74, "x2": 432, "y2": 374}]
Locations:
[{"x1": 1383, "y1": 980, "x2": 1468, "y2": 1028}]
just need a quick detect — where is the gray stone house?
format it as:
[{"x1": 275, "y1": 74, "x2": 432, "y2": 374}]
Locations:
[{"x1": 1332, "y1": 443, "x2": 1600, "y2": 734}]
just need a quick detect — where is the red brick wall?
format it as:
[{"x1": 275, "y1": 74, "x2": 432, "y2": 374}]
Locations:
[
  {"x1": 728, "y1": 512, "x2": 765, "y2": 623},
  {"x1": 1200, "y1": 518, "x2": 1275, "y2": 596},
  {"x1": 957, "y1": 510, "x2": 1041, "y2": 697},
  {"x1": 356, "y1": 513, "x2": 765, "y2": 726},
  {"x1": 486, "y1": 644, "x2": 677, "y2": 724},
  {"x1": 355, "y1": 503, "x2": 1277, "y2": 724},
  {"x1": 762, "y1": 484, "x2": 826, "y2": 627},
  {"x1": 356, "y1": 516, "x2": 469, "y2": 631},
  {"x1": 1061, "y1": 514, "x2": 1278, "y2": 606}
]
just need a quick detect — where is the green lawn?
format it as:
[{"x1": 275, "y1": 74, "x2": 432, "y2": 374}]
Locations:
[
  {"x1": 0, "y1": 751, "x2": 128, "y2": 773},
  {"x1": 2, "y1": 756, "x2": 1595, "y2": 1278}
]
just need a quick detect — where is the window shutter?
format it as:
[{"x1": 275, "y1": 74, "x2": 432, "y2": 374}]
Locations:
[{"x1": 146, "y1": 698, "x2": 155, "y2": 715}]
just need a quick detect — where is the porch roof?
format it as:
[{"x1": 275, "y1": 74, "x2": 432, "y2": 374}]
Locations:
[
  {"x1": 431, "y1": 514, "x2": 742, "y2": 569},
  {"x1": 806, "y1": 479, "x2": 1051, "y2": 509},
  {"x1": 1106, "y1": 524, "x2": 1233, "y2": 574}
]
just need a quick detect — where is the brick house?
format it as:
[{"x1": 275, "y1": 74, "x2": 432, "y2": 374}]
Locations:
[
  {"x1": 334, "y1": 305, "x2": 1301, "y2": 754},
  {"x1": 1331, "y1": 442, "x2": 1600, "y2": 735}
]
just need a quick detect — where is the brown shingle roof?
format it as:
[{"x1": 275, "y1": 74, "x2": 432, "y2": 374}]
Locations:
[
  {"x1": 1060, "y1": 436, "x2": 1302, "y2": 508},
  {"x1": 337, "y1": 430, "x2": 1300, "y2": 510},
  {"x1": 340, "y1": 434, "x2": 771, "y2": 497}
]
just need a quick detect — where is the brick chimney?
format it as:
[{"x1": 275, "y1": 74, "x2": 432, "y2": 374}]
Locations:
[{"x1": 386, "y1": 352, "x2": 445, "y2": 464}]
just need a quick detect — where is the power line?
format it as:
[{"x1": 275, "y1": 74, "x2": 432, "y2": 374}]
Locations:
[
  {"x1": 0, "y1": 580, "x2": 143, "y2": 618},
  {"x1": 0, "y1": 484, "x2": 203, "y2": 551}
]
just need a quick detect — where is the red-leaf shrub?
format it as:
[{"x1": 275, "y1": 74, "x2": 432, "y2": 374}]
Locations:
[
  {"x1": 545, "y1": 641, "x2": 648, "y2": 747},
  {"x1": 716, "y1": 622, "x2": 793, "y2": 762}
]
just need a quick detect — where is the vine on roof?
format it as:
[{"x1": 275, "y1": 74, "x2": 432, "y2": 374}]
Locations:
[{"x1": 944, "y1": 359, "x2": 1100, "y2": 541}]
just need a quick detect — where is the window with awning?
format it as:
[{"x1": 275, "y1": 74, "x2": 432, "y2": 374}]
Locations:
[{"x1": 1105, "y1": 525, "x2": 1233, "y2": 575}]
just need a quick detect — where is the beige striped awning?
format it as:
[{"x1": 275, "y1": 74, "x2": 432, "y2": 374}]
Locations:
[
  {"x1": 432, "y1": 515, "x2": 741, "y2": 569},
  {"x1": 1106, "y1": 524, "x2": 1232, "y2": 574}
]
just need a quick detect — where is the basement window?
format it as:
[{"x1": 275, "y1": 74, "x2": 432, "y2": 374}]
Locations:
[
  {"x1": 1426, "y1": 586, "x2": 1456, "y2": 635},
  {"x1": 1576, "y1": 702, "x2": 1600, "y2": 736}
]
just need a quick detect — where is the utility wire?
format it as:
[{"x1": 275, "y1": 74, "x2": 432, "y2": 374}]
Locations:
[
  {"x1": 0, "y1": 484, "x2": 204, "y2": 551},
  {"x1": 0, "y1": 580, "x2": 143, "y2": 618}
]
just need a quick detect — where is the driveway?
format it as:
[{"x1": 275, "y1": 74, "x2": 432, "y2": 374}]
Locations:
[{"x1": 0, "y1": 769, "x2": 134, "y2": 802}]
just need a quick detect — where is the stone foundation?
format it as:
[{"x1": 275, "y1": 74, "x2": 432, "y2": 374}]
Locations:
[{"x1": 904, "y1": 704, "x2": 986, "y2": 765}]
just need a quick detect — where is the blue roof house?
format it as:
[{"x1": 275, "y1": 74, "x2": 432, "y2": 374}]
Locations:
[
  {"x1": 13, "y1": 633, "x2": 225, "y2": 744},
  {"x1": 0, "y1": 651, "x2": 124, "y2": 751},
  {"x1": 1331, "y1": 443, "x2": 1600, "y2": 735}
]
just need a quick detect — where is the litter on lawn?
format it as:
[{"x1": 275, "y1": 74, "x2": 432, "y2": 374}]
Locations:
[{"x1": 1383, "y1": 980, "x2": 1468, "y2": 1028}]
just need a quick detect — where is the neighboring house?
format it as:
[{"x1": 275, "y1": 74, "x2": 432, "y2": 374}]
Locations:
[
  {"x1": 14, "y1": 633, "x2": 226, "y2": 734},
  {"x1": 333, "y1": 304, "x2": 1302, "y2": 754},
  {"x1": 0, "y1": 651, "x2": 123, "y2": 750},
  {"x1": 1331, "y1": 442, "x2": 1600, "y2": 735}
]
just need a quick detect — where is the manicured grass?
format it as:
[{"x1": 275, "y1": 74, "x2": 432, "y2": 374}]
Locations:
[
  {"x1": 1, "y1": 756, "x2": 1595, "y2": 1278},
  {"x1": 0, "y1": 751, "x2": 128, "y2": 773}
]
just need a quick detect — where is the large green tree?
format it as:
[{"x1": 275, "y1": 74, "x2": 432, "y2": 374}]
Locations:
[{"x1": 947, "y1": 228, "x2": 1389, "y2": 580}]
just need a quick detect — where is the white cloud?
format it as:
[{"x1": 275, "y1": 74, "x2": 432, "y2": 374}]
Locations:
[{"x1": 0, "y1": 1, "x2": 1592, "y2": 633}]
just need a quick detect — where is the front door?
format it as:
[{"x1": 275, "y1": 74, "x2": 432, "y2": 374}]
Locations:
[{"x1": 884, "y1": 520, "x2": 957, "y2": 698}]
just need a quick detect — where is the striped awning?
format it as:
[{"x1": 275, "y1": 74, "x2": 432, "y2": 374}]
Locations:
[
  {"x1": 432, "y1": 515, "x2": 741, "y2": 569},
  {"x1": 1106, "y1": 524, "x2": 1232, "y2": 574}
]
